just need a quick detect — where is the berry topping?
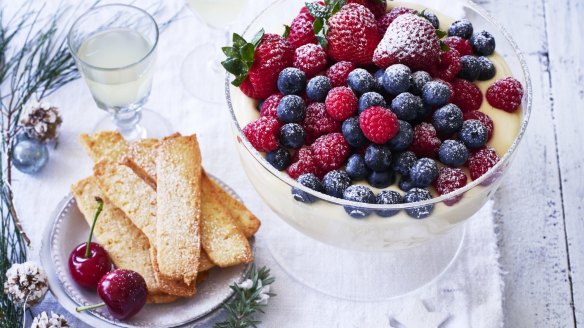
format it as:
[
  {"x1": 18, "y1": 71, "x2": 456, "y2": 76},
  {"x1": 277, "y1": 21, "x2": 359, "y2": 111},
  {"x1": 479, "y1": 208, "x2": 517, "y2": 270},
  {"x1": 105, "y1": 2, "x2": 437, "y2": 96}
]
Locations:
[
  {"x1": 346, "y1": 154, "x2": 370, "y2": 180},
  {"x1": 470, "y1": 31, "x2": 496, "y2": 56},
  {"x1": 326, "y1": 61, "x2": 356, "y2": 87},
  {"x1": 392, "y1": 150, "x2": 417, "y2": 176},
  {"x1": 343, "y1": 185, "x2": 376, "y2": 218},
  {"x1": 403, "y1": 188, "x2": 434, "y2": 219},
  {"x1": 376, "y1": 190, "x2": 403, "y2": 217},
  {"x1": 387, "y1": 120, "x2": 414, "y2": 151},
  {"x1": 450, "y1": 78, "x2": 483, "y2": 112},
  {"x1": 292, "y1": 173, "x2": 324, "y2": 203},
  {"x1": 429, "y1": 49, "x2": 461, "y2": 82},
  {"x1": 287, "y1": 11, "x2": 318, "y2": 49},
  {"x1": 443, "y1": 36, "x2": 473, "y2": 56},
  {"x1": 359, "y1": 92, "x2": 387, "y2": 113},
  {"x1": 422, "y1": 80, "x2": 451, "y2": 107},
  {"x1": 373, "y1": 14, "x2": 440, "y2": 70},
  {"x1": 359, "y1": 106, "x2": 399, "y2": 144},
  {"x1": 323, "y1": 170, "x2": 351, "y2": 198},
  {"x1": 383, "y1": 64, "x2": 412, "y2": 95},
  {"x1": 409, "y1": 71, "x2": 432, "y2": 96},
  {"x1": 342, "y1": 116, "x2": 368, "y2": 148},
  {"x1": 306, "y1": 76, "x2": 332, "y2": 102},
  {"x1": 277, "y1": 95, "x2": 306, "y2": 123},
  {"x1": 367, "y1": 170, "x2": 396, "y2": 189},
  {"x1": 302, "y1": 102, "x2": 341, "y2": 143},
  {"x1": 409, "y1": 157, "x2": 439, "y2": 188},
  {"x1": 459, "y1": 119, "x2": 488, "y2": 149},
  {"x1": 376, "y1": 7, "x2": 418, "y2": 36},
  {"x1": 325, "y1": 86, "x2": 358, "y2": 121},
  {"x1": 476, "y1": 56, "x2": 497, "y2": 81},
  {"x1": 364, "y1": 144, "x2": 392, "y2": 172},
  {"x1": 280, "y1": 123, "x2": 306, "y2": 149},
  {"x1": 347, "y1": 68, "x2": 375, "y2": 95},
  {"x1": 466, "y1": 146, "x2": 499, "y2": 180},
  {"x1": 486, "y1": 77, "x2": 523, "y2": 112},
  {"x1": 243, "y1": 116, "x2": 281, "y2": 152},
  {"x1": 266, "y1": 147, "x2": 292, "y2": 170},
  {"x1": 409, "y1": 122, "x2": 442, "y2": 158},
  {"x1": 432, "y1": 103, "x2": 464, "y2": 135},
  {"x1": 277, "y1": 67, "x2": 306, "y2": 95},
  {"x1": 293, "y1": 44, "x2": 328, "y2": 78},
  {"x1": 433, "y1": 167, "x2": 467, "y2": 205},
  {"x1": 287, "y1": 148, "x2": 321, "y2": 179},
  {"x1": 311, "y1": 133, "x2": 351, "y2": 172},
  {"x1": 421, "y1": 10, "x2": 440, "y2": 29},
  {"x1": 438, "y1": 139, "x2": 469, "y2": 167},
  {"x1": 347, "y1": 0, "x2": 387, "y2": 19},
  {"x1": 448, "y1": 19, "x2": 473, "y2": 39},
  {"x1": 458, "y1": 55, "x2": 481, "y2": 81},
  {"x1": 463, "y1": 111, "x2": 494, "y2": 140},
  {"x1": 260, "y1": 93, "x2": 283, "y2": 118}
]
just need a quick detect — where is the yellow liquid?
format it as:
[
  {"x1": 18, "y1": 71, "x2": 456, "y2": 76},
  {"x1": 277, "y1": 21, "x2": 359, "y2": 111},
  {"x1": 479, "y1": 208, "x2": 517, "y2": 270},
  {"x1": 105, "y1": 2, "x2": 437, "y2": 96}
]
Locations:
[{"x1": 187, "y1": 0, "x2": 248, "y2": 29}]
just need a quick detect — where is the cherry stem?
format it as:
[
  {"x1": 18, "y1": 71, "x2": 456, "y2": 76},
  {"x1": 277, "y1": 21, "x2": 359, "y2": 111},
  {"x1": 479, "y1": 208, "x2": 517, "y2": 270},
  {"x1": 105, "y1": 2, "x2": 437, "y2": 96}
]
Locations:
[
  {"x1": 76, "y1": 302, "x2": 105, "y2": 312},
  {"x1": 85, "y1": 197, "x2": 104, "y2": 258}
]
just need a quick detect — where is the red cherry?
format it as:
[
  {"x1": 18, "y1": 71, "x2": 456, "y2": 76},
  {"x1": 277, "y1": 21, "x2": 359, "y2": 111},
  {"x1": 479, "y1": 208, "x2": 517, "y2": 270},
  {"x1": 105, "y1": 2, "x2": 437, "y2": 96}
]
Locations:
[{"x1": 69, "y1": 242, "x2": 112, "y2": 289}]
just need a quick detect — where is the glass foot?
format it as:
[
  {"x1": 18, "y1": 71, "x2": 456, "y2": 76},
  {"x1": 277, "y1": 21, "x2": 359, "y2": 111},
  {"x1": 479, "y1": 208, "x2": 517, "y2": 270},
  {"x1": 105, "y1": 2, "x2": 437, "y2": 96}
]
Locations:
[
  {"x1": 181, "y1": 43, "x2": 226, "y2": 104},
  {"x1": 93, "y1": 109, "x2": 172, "y2": 140},
  {"x1": 264, "y1": 216, "x2": 466, "y2": 301}
]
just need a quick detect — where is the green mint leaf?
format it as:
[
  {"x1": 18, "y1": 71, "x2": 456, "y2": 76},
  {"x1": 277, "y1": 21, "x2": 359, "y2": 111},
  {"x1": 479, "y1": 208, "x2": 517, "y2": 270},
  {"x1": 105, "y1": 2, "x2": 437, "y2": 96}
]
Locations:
[
  {"x1": 440, "y1": 41, "x2": 451, "y2": 51},
  {"x1": 221, "y1": 46, "x2": 237, "y2": 58},
  {"x1": 240, "y1": 43, "x2": 255, "y2": 63},
  {"x1": 232, "y1": 33, "x2": 247, "y2": 48},
  {"x1": 436, "y1": 29, "x2": 447, "y2": 39},
  {"x1": 221, "y1": 58, "x2": 244, "y2": 76},
  {"x1": 283, "y1": 25, "x2": 291, "y2": 39},
  {"x1": 313, "y1": 18, "x2": 324, "y2": 35},
  {"x1": 316, "y1": 35, "x2": 328, "y2": 49},
  {"x1": 306, "y1": 2, "x2": 327, "y2": 18},
  {"x1": 250, "y1": 28, "x2": 265, "y2": 47}
]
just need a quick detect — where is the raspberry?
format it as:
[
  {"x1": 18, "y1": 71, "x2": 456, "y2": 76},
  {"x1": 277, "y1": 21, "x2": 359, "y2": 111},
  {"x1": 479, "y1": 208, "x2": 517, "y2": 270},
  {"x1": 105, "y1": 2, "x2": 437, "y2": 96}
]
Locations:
[
  {"x1": 288, "y1": 12, "x2": 318, "y2": 49},
  {"x1": 429, "y1": 49, "x2": 461, "y2": 82},
  {"x1": 325, "y1": 87, "x2": 358, "y2": 121},
  {"x1": 486, "y1": 77, "x2": 524, "y2": 112},
  {"x1": 376, "y1": 7, "x2": 418, "y2": 36},
  {"x1": 310, "y1": 133, "x2": 351, "y2": 172},
  {"x1": 326, "y1": 61, "x2": 356, "y2": 87},
  {"x1": 302, "y1": 102, "x2": 341, "y2": 143},
  {"x1": 243, "y1": 116, "x2": 281, "y2": 152},
  {"x1": 287, "y1": 148, "x2": 322, "y2": 179},
  {"x1": 443, "y1": 37, "x2": 473, "y2": 56},
  {"x1": 466, "y1": 146, "x2": 499, "y2": 180},
  {"x1": 293, "y1": 44, "x2": 328, "y2": 78},
  {"x1": 464, "y1": 111, "x2": 494, "y2": 140},
  {"x1": 433, "y1": 167, "x2": 467, "y2": 206},
  {"x1": 359, "y1": 107, "x2": 399, "y2": 144},
  {"x1": 450, "y1": 78, "x2": 483, "y2": 112},
  {"x1": 409, "y1": 122, "x2": 442, "y2": 158},
  {"x1": 260, "y1": 93, "x2": 283, "y2": 118}
]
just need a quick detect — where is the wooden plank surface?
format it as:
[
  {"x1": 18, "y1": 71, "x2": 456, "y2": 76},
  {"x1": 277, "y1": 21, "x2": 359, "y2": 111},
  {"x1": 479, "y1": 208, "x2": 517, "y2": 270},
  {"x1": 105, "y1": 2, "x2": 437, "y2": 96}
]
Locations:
[{"x1": 544, "y1": 0, "x2": 584, "y2": 325}]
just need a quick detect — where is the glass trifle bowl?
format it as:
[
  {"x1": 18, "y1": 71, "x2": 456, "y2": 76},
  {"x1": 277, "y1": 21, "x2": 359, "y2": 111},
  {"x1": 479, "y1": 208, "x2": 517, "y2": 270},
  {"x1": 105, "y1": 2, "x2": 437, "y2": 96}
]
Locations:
[{"x1": 226, "y1": 0, "x2": 531, "y2": 299}]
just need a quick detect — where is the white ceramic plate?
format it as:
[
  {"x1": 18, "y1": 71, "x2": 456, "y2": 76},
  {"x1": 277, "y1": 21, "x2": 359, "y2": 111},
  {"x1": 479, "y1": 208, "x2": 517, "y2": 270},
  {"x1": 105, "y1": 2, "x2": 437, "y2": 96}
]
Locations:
[{"x1": 41, "y1": 179, "x2": 251, "y2": 328}]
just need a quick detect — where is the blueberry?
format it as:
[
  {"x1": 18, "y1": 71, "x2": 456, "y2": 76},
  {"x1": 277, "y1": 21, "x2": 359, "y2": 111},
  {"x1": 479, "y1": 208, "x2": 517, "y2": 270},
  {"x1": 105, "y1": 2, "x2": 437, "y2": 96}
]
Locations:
[
  {"x1": 277, "y1": 67, "x2": 306, "y2": 95},
  {"x1": 373, "y1": 69, "x2": 385, "y2": 93},
  {"x1": 403, "y1": 188, "x2": 434, "y2": 219},
  {"x1": 376, "y1": 190, "x2": 403, "y2": 217},
  {"x1": 409, "y1": 71, "x2": 432, "y2": 96},
  {"x1": 342, "y1": 116, "x2": 368, "y2": 147},
  {"x1": 343, "y1": 185, "x2": 376, "y2": 218},
  {"x1": 346, "y1": 154, "x2": 370, "y2": 181},
  {"x1": 277, "y1": 95, "x2": 306, "y2": 123},
  {"x1": 458, "y1": 55, "x2": 481, "y2": 81},
  {"x1": 256, "y1": 100, "x2": 264, "y2": 112},
  {"x1": 383, "y1": 64, "x2": 411, "y2": 96},
  {"x1": 391, "y1": 92, "x2": 425, "y2": 122},
  {"x1": 387, "y1": 120, "x2": 414, "y2": 151},
  {"x1": 399, "y1": 176, "x2": 415, "y2": 191},
  {"x1": 367, "y1": 170, "x2": 396, "y2": 189},
  {"x1": 477, "y1": 56, "x2": 496, "y2": 81},
  {"x1": 422, "y1": 11, "x2": 440, "y2": 29},
  {"x1": 438, "y1": 140, "x2": 469, "y2": 167},
  {"x1": 306, "y1": 76, "x2": 332, "y2": 102},
  {"x1": 266, "y1": 147, "x2": 291, "y2": 171},
  {"x1": 358, "y1": 92, "x2": 387, "y2": 113},
  {"x1": 432, "y1": 104, "x2": 464, "y2": 135},
  {"x1": 292, "y1": 173, "x2": 324, "y2": 203},
  {"x1": 459, "y1": 119, "x2": 488, "y2": 149},
  {"x1": 347, "y1": 68, "x2": 375, "y2": 95},
  {"x1": 410, "y1": 158, "x2": 439, "y2": 188},
  {"x1": 448, "y1": 19, "x2": 473, "y2": 39},
  {"x1": 323, "y1": 170, "x2": 351, "y2": 198},
  {"x1": 422, "y1": 80, "x2": 451, "y2": 107},
  {"x1": 392, "y1": 151, "x2": 417, "y2": 176},
  {"x1": 364, "y1": 144, "x2": 392, "y2": 172},
  {"x1": 279, "y1": 123, "x2": 306, "y2": 149},
  {"x1": 470, "y1": 31, "x2": 496, "y2": 56}
]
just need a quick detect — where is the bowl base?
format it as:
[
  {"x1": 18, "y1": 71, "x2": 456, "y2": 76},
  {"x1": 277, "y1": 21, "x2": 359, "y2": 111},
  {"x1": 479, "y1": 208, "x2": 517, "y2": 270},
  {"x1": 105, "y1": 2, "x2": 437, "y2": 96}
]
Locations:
[{"x1": 265, "y1": 217, "x2": 466, "y2": 301}]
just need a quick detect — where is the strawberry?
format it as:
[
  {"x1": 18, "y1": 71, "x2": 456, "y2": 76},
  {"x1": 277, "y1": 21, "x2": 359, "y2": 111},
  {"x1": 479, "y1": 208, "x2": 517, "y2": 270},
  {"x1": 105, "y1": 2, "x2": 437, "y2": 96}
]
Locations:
[
  {"x1": 222, "y1": 30, "x2": 293, "y2": 100},
  {"x1": 373, "y1": 13, "x2": 440, "y2": 70},
  {"x1": 347, "y1": 0, "x2": 387, "y2": 18},
  {"x1": 376, "y1": 7, "x2": 418, "y2": 36},
  {"x1": 287, "y1": 11, "x2": 318, "y2": 49}
]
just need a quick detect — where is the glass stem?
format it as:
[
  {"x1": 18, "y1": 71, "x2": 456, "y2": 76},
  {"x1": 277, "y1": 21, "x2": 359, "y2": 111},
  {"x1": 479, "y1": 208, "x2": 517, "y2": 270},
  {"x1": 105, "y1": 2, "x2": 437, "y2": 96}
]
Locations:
[{"x1": 113, "y1": 108, "x2": 145, "y2": 141}]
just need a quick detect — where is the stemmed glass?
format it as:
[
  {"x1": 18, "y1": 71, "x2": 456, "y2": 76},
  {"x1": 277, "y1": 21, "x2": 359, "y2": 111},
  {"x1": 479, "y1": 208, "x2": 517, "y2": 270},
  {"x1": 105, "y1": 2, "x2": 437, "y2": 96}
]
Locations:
[
  {"x1": 181, "y1": 0, "x2": 249, "y2": 103},
  {"x1": 68, "y1": 4, "x2": 171, "y2": 140}
]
